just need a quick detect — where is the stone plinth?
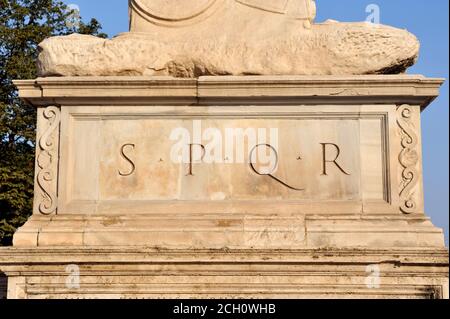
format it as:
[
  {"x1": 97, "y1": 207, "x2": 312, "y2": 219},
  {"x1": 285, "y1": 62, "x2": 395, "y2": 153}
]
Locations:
[
  {"x1": 0, "y1": 75, "x2": 448, "y2": 299},
  {"x1": 1, "y1": 247, "x2": 448, "y2": 299}
]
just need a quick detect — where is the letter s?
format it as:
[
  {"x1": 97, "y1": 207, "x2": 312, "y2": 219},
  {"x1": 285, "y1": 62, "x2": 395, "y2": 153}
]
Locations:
[{"x1": 119, "y1": 143, "x2": 136, "y2": 177}]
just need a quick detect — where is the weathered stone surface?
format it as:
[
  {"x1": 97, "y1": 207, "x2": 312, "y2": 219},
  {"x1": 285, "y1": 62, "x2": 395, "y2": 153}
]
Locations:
[
  {"x1": 37, "y1": 22, "x2": 419, "y2": 77},
  {"x1": 0, "y1": 247, "x2": 448, "y2": 299},
  {"x1": 2, "y1": 75, "x2": 447, "y2": 299},
  {"x1": 1, "y1": 0, "x2": 446, "y2": 301},
  {"x1": 129, "y1": 0, "x2": 318, "y2": 30},
  {"x1": 9, "y1": 75, "x2": 446, "y2": 250},
  {"x1": 37, "y1": 0, "x2": 420, "y2": 77}
]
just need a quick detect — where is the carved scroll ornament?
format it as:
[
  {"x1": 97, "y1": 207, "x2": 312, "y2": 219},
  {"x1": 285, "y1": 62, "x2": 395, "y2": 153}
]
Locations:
[
  {"x1": 397, "y1": 104, "x2": 419, "y2": 214},
  {"x1": 35, "y1": 106, "x2": 60, "y2": 215}
]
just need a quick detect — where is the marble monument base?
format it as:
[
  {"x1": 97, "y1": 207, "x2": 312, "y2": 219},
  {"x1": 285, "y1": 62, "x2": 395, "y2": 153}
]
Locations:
[{"x1": 0, "y1": 75, "x2": 448, "y2": 299}]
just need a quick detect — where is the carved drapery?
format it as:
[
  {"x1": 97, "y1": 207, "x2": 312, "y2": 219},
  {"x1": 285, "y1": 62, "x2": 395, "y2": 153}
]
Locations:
[
  {"x1": 397, "y1": 104, "x2": 419, "y2": 214},
  {"x1": 34, "y1": 106, "x2": 60, "y2": 215}
]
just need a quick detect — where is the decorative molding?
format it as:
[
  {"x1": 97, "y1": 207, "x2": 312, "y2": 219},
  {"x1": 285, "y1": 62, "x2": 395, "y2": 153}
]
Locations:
[
  {"x1": 397, "y1": 104, "x2": 419, "y2": 214},
  {"x1": 35, "y1": 106, "x2": 60, "y2": 215},
  {"x1": 13, "y1": 75, "x2": 444, "y2": 108},
  {"x1": 0, "y1": 247, "x2": 448, "y2": 299}
]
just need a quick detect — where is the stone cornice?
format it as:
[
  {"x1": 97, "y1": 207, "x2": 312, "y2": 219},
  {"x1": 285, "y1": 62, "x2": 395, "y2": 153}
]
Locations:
[
  {"x1": 14, "y1": 75, "x2": 444, "y2": 109},
  {"x1": 0, "y1": 247, "x2": 448, "y2": 266}
]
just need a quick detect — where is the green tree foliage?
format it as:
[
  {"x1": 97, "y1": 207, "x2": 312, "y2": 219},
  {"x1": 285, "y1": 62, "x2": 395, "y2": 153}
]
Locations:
[{"x1": 0, "y1": 0, "x2": 106, "y2": 245}]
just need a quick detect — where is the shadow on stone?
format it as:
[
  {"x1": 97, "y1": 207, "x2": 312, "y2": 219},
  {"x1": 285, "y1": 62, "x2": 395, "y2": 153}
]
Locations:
[{"x1": 0, "y1": 273, "x2": 7, "y2": 299}]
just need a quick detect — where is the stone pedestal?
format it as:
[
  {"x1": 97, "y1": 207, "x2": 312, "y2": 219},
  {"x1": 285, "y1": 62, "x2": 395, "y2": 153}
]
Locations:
[{"x1": 1, "y1": 75, "x2": 448, "y2": 299}]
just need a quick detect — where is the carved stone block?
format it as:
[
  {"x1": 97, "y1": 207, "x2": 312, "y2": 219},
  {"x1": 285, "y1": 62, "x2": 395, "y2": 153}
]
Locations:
[
  {"x1": 37, "y1": 1, "x2": 420, "y2": 77},
  {"x1": 1, "y1": 75, "x2": 447, "y2": 299}
]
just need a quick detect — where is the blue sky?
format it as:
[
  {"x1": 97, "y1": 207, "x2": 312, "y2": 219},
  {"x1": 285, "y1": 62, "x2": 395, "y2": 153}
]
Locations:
[{"x1": 63, "y1": 0, "x2": 449, "y2": 244}]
